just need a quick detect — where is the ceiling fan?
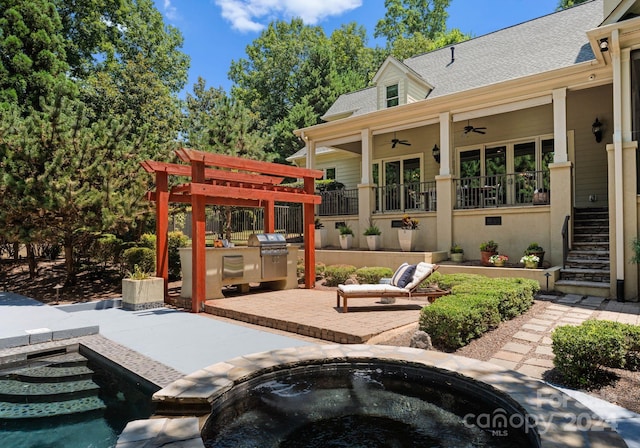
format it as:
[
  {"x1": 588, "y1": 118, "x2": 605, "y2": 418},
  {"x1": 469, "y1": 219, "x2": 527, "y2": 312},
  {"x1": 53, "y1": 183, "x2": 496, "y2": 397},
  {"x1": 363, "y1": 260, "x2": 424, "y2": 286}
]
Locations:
[
  {"x1": 391, "y1": 132, "x2": 411, "y2": 148},
  {"x1": 463, "y1": 121, "x2": 487, "y2": 135}
]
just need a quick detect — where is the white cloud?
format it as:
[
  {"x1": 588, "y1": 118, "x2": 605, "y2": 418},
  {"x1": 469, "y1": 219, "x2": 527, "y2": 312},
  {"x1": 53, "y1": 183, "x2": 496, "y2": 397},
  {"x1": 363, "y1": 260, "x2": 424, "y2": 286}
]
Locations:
[
  {"x1": 215, "y1": 0, "x2": 363, "y2": 33},
  {"x1": 163, "y1": 0, "x2": 180, "y2": 21}
]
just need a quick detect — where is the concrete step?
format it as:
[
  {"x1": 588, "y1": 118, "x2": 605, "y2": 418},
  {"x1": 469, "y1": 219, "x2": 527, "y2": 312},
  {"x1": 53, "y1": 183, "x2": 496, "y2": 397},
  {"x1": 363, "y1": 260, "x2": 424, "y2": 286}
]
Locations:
[
  {"x1": 560, "y1": 268, "x2": 610, "y2": 283},
  {"x1": 571, "y1": 242, "x2": 609, "y2": 251},
  {"x1": 7, "y1": 364, "x2": 94, "y2": 384},
  {"x1": 573, "y1": 233, "x2": 609, "y2": 242},
  {"x1": 0, "y1": 378, "x2": 99, "y2": 403},
  {"x1": 0, "y1": 396, "x2": 106, "y2": 419},
  {"x1": 555, "y1": 279, "x2": 610, "y2": 298},
  {"x1": 567, "y1": 249, "x2": 610, "y2": 259},
  {"x1": 565, "y1": 258, "x2": 610, "y2": 270}
]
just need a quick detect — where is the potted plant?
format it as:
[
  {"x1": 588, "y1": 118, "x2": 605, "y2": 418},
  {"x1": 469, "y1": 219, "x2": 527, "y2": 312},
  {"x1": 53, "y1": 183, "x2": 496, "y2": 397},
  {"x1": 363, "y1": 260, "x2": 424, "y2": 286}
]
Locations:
[
  {"x1": 450, "y1": 243, "x2": 464, "y2": 262},
  {"x1": 122, "y1": 264, "x2": 165, "y2": 311},
  {"x1": 398, "y1": 214, "x2": 419, "y2": 252},
  {"x1": 479, "y1": 240, "x2": 498, "y2": 266},
  {"x1": 363, "y1": 221, "x2": 382, "y2": 251},
  {"x1": 314, "y1": 218, "x2": 328, "y2": 249},
  {"x1": 524, "y1": 242, "x2": 545, "y2": 267},
  {"x1": 521, "y1": 254, "x2": 540, "y2": 269},
  {"x1": 338, "y1": 224, "x2": 354, "y2": 250},
  {"x1": 489, "y1": 254, "x2": 509, "y2": 267}
]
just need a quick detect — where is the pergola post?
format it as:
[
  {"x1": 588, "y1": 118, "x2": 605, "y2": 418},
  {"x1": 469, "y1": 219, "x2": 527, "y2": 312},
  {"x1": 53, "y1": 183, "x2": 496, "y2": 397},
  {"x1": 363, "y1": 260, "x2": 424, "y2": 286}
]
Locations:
[
  {"x1": 155, "y1": 171, "x2": 169, "y2": 299},
  {"x1": 304, "y1": 177, "x2": 316, "y2": 289},
  {"x1": 264, "y1": 200, "x2": 275, "y2": 233},
  {"x1": 191, "y1": 160, "x2": 206, "y2": 313}
]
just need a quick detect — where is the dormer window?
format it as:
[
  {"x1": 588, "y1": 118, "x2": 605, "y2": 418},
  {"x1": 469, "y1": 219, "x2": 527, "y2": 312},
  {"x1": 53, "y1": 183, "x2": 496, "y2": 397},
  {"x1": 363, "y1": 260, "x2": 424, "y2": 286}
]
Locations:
[{"x1": 386, "y1": 84, "x2": 399, "y2": 108}]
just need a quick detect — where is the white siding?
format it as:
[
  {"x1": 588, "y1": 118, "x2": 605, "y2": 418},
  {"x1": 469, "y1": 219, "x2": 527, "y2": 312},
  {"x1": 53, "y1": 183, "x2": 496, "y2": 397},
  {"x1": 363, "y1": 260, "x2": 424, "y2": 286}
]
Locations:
[{"x1": 315, "y1": 151, "x2": 361, "y2": 189}]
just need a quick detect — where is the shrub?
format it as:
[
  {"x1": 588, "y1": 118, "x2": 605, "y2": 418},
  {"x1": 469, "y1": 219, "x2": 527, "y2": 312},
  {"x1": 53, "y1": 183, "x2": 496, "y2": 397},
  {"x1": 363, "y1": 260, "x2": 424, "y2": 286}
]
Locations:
[
  {"x1": 139, "y1": 233, "x2": 157, "y2": 250},
  {"x1": 419, "y1": 274, "x2": 538, "y2": 351},
  {"x1": 168, "y1": 231, "x2": 189, "y2": 280},
  {"x1": 552, "y1": 320, "x2": 640, "y2": 387},
  {"x1": 420, "y1": 293, "x2": 501, "y2": 351},
  {"x1": 94, "y1": 234, "x2": 123, "y2": 267},
  {"x1": 355, "y1": 266, "x2": 394, "y2": 284},
  {"x1": 122, "y1": 247, "x2": 155, "y2": 275},
  {"x1": 324, "y1": 264, "x2": 357, "y2": 286}
]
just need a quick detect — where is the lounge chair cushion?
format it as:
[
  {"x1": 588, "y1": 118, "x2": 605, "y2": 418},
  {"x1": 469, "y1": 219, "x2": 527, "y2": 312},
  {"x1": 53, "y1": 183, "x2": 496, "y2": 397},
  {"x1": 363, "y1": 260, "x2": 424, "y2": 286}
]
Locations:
[
  {"x1": 390, "y1": 263, "x2": 416, "y2": 288},
  {"x1": 404, "y1": 262, "x2": 436, "y2": 291},
  {"x1": 338, "y1": 284, "x2": 409, "y2": 295}
]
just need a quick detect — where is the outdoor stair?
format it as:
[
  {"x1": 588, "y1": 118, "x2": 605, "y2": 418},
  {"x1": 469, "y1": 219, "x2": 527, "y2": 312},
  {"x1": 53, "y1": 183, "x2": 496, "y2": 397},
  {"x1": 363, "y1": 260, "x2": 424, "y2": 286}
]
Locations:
[
  {"x1": 0, "y1": 351, "x2": 105, "y2": 419},
  {"x1": 556, "y1": 207, "x2": 611, "y2": 297}
]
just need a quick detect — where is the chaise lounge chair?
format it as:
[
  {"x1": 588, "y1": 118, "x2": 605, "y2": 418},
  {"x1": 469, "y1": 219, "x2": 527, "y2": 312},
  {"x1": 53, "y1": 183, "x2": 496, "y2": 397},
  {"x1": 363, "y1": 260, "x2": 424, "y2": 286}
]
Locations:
[{"x1": 336, "y1": 262, "x2": 449, "y2": 313}]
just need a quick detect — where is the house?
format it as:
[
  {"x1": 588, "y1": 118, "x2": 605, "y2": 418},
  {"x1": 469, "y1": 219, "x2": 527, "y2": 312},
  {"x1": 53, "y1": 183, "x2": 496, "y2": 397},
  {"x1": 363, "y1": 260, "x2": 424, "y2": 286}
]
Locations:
[{"x1": 292, "y1": 0, "x2": 640, "y2": 301}]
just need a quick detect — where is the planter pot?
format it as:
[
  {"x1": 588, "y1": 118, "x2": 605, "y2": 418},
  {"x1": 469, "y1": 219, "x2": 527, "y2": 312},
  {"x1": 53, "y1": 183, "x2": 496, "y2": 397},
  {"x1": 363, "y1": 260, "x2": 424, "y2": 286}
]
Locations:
[
  {"x1": 493, "y1": 259, "x2": 505, "y2": 267},
  {"x1": 524, "y1": 261, "x2": 538, "y2": 269},
  {"x1": 366, "y1": 235, "x2": 382, "y2": 251},
  {"x1": 398, "y1": 229, "x2": 417, "y2": 252},
  {"x1": 314, "y1": 228, "x2": 328, "y2": 249},
  {"x1": 122, "y1": 277, "x2": 164, "y2": 311},
  {"x1": 480, "y1": 250, "x2": 497, "y2": 267},
  {"x1": 339, "y1": 234, "x2": 353, "y2": 250},
  {"x1": 450, "y1": 252, "x2": 464, "y2": 263},
  {"x1": 527, "y1": 251, "x2": 545, "y2": 267}
]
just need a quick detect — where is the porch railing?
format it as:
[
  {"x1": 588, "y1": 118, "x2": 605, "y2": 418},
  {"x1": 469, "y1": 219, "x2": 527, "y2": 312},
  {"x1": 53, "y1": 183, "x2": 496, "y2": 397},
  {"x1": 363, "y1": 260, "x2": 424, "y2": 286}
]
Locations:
[
  {"x1": 454, "y1": 170, "x2": 549, "y2": 209},
  {"x1": 374, "y1": 180, "x2": 437, "y2": 213},
  {"x1": 317, "y1": 188, "x2": 359, "y2": 216}
]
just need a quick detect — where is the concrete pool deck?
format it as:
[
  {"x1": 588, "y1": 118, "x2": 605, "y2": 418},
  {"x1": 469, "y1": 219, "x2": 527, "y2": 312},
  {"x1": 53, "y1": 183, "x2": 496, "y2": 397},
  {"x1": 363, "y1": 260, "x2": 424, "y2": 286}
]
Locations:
[{"x1": 1, "y1": 289, "x2": 640, "y2": 446}]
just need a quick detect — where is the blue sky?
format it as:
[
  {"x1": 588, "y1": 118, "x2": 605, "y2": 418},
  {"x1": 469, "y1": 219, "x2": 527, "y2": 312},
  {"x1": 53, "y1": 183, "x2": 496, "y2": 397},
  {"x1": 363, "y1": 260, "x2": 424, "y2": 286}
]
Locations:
[{"x1": 153, "y1": 0, "x2": 560, "y2": 95}]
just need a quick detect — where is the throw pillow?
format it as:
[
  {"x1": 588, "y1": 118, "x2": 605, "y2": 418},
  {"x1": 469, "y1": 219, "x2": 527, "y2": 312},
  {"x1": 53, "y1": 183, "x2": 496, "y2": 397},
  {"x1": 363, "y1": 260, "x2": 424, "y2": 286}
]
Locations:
[{"x1": 391, "y1": 263, "x2": 410, "y2": 287}]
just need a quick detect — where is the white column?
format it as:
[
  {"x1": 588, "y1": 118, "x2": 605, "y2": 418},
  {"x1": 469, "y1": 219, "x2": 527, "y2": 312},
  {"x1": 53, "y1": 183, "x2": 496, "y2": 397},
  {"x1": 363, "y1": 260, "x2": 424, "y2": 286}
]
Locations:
[
  {"x1": 305, "y1": 138, "x2": 316, "y2": 170},
  {"x1": 358, "y1": 128, "x2": 373, "y2": 248},
  {"x1": 612, "y1": 30, "x2": 625, "y2": 290},
  {"x1": 552, "y1": 88, "x2": 568, "y2": 163},
  {"x1": 439, "y1": 112, "x2": 451, "y2": 176},
  {"x1": 360, "y1": 128, "x2": 371, "y2": 184}
]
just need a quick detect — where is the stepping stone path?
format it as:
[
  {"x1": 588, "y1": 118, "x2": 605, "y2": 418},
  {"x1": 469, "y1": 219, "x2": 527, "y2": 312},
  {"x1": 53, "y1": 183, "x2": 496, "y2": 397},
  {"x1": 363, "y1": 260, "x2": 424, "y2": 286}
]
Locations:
[{"x1": 488, "y1": 294, "x2": 640, "y2": 379}]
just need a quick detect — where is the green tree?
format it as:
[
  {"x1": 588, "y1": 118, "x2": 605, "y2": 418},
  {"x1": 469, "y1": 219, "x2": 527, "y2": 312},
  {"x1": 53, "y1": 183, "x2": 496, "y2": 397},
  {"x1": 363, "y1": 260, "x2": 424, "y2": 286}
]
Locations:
[
  {"x1": 0, "y1": 91, "x2": 150, "y2": 284},
  {"x1": 390, "y1": 28, "x2": 469, "y2": 60},
  {"x1": 557, "y1": 0, "x2": 590, "y2": 10},
  {"x1": 374, "y1": 0, "x2": 451, "y2": 44},
  {"x1": 229, "y1": 19, "x2": 381, "y2": 162},
  {"x1": 0, "y1": 0, "x2": 69, "y2": 109}
]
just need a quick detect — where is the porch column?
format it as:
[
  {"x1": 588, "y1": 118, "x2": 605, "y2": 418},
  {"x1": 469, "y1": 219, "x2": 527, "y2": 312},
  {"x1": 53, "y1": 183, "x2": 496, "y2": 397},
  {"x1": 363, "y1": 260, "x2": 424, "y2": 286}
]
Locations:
[
  {"x1": 549, "y1": 162, "x2": 572, "y2": 270},
  {"x1": 305, "y1": 138, "x2": 316, "y2": 170},
  {"x1": 552, "y1": 88, "x2": 568, "y2": 163},
  {"x1": 436, "y1": 112, "x2": 453, "y2": 252},
  {"x1": 358, "y1": 128, "x2": 373, "y2": 249},
  {"x1": 610, "y1": 36, "x2": 636, "y2": 301},
  {"x1": 439, "y1": 112, "x2": 452, "y2": 176}
]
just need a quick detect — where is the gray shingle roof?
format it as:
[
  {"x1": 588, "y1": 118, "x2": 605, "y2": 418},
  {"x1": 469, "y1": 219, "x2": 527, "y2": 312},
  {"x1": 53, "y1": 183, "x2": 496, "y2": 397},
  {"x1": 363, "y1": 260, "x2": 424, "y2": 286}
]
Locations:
[{"x1": 324, "y1": 0, "x2": 602, "y2": 120}]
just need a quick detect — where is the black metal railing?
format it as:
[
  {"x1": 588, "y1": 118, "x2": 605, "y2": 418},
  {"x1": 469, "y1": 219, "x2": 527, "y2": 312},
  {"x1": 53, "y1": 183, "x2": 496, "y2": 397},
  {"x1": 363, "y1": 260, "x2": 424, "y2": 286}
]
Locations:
[
  {"x1": 454, "y1": 170, "x2": 549, "y2": 209},
  {"x1": 562, "y1": 214, "x2": 571, "y2": 269},
  {"x1": 317, "y1": 188, "x2": 359, "y2": 216},
  {"x1": 373, "y1": 180, "x2": 437, "y2": 213}
]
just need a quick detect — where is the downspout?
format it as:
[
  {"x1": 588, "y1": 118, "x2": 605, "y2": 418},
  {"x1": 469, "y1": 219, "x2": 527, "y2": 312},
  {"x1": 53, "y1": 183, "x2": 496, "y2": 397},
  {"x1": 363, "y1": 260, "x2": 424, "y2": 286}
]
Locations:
[{"x1": 611, "y1": 30, "x2": 625, "y2": 300}]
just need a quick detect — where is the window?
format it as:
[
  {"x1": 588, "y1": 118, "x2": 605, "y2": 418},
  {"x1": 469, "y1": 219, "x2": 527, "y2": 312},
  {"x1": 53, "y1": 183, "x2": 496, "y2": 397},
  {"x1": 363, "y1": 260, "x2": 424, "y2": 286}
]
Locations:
[
  {"x1": 324, "y1": 167, "x2": 336, "y2": 180},
  {"x1": 373, "y1": 155, "x2": 422, "y2": 211},
  {"x1": 386, "y1": 84, "x2": 399, "y2": 108}
]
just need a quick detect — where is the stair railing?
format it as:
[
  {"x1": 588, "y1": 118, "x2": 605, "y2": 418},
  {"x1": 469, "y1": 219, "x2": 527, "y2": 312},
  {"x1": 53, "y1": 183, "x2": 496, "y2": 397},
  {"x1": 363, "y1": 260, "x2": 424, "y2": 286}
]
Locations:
[{"x1": 561, "y1": 214, "x2": 571, "y2": 269}]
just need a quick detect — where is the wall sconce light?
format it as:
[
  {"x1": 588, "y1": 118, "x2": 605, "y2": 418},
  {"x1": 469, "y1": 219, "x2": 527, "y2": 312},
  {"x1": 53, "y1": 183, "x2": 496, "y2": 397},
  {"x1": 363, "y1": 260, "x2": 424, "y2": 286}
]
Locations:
[
  {"x1": 592, "y1": 118, "x2": 603, "y2": 143},
  {"x1": 599, "y1": 38, "x2": 609, "y2": 52},
  {"x1": 432, "y1": 144, "x2": 441, "y2": 164}
]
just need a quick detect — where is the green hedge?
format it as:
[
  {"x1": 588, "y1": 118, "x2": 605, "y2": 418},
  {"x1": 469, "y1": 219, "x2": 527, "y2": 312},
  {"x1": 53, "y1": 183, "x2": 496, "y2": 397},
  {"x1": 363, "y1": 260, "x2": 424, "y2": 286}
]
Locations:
[
  {"x1": 355, "y1": 266, "x2": 394, "y2": 285},
  {"x1": 419, "y1": 274, "x2": 538, "y2": 351},
  {"x1": 552, "y1": 319, "x2": 640, "y2": 387},
  {"x1": 324, "y1": 264, "x2": 357, "y2": 287}
]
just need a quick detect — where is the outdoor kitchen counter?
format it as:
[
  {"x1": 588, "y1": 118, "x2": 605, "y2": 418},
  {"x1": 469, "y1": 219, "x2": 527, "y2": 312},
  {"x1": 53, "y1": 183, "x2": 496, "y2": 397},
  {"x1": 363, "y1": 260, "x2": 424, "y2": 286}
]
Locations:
[{"x1": 178, "y1": 245, "x2": 299, "y2": 300}]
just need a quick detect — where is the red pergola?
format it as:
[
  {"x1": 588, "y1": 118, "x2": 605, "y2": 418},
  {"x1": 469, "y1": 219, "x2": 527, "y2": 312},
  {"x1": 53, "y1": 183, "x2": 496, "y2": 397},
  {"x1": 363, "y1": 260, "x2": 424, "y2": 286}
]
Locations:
[{"x1": 141, "y1": 148, "x2": 323, "y2": 313}]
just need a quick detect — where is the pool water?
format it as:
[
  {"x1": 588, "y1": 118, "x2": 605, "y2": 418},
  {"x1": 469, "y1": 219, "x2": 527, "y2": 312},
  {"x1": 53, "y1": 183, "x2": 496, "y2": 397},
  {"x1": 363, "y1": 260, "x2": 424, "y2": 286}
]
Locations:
[
  {"x1": 0, "y1": 353, "x2": 156, "y2": 448},
  {"x1": 203, "y1": 364, "x2": 534, "y2": 447}
]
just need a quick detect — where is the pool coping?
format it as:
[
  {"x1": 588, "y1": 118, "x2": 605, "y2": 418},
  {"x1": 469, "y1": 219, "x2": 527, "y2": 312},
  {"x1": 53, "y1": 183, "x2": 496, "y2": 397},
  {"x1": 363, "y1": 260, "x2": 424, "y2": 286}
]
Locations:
[{"x1": 118, "y1": 345, "x2": 628, "y2": 448}]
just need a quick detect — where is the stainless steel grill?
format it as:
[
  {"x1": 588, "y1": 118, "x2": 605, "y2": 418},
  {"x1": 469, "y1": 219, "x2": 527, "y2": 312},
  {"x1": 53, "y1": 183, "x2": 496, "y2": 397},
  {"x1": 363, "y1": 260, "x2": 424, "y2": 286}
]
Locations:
[{"x1": 248, "y1": 233, "x2": 289, "y2": 279}]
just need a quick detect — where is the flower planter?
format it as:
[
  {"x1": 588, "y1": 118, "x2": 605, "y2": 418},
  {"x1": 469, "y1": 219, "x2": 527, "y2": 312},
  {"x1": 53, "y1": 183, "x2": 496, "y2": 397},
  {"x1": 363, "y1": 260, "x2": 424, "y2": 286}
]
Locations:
[
  {"x1": 528, "y1": 251, "x2": 545, "y2": 267},
  {"x1": 366, "y1": 235, "x2": 382, "y2": 251},
  {"x1": 524, "y1": 261, "x2": 538, "y2": 269},
  {"x1": 493, "y1": 259, "x2": 505, "y2": 267},
  {"x1": 398, "y1": 229, "x2": 416, "y2": 252},
  {"x1": 122, "y1": 277, "x2": 165, "y2": 311},
  {"x1": 339, "y1": 234, "x2": 353, "y2": 250},
  {"x1": 480, "y1": 250, "x2": 497, "y2": 267},
  {"x1": 314, "y1": 228, "x2": 328, "y2": 249},
  {"x1": 450, "y1": 252, "x2": 464, "y2": 263}
]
